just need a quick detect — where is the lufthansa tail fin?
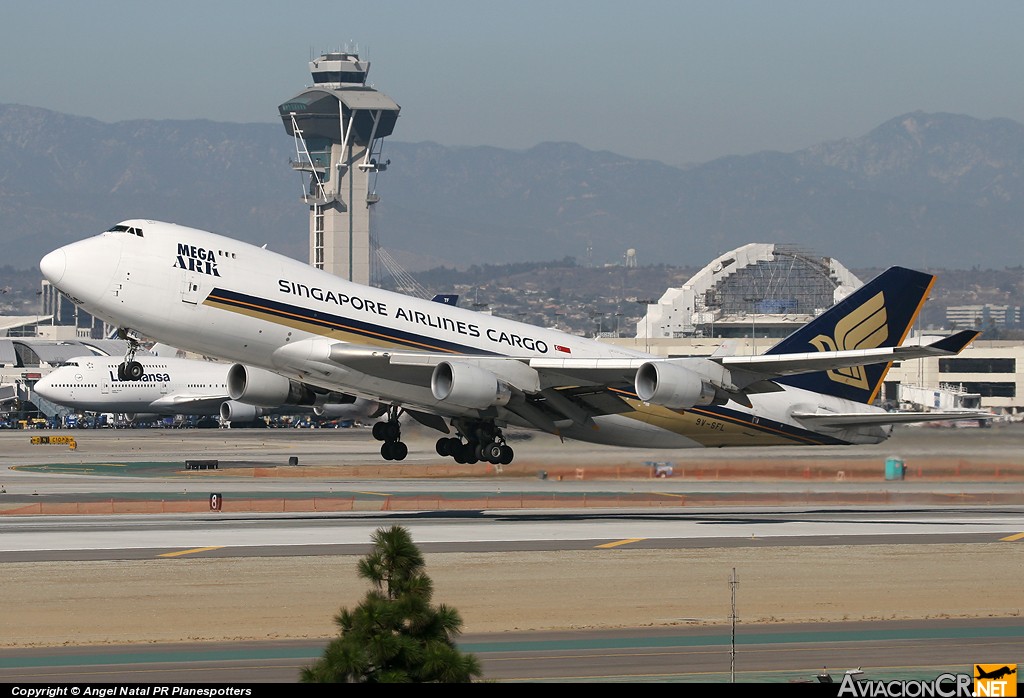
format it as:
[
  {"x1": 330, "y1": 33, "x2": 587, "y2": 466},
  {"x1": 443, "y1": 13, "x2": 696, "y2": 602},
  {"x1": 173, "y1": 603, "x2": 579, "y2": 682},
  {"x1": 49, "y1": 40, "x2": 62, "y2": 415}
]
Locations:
[{"x1": 764, "y1": 266, "x2": 935, "y2": 404}]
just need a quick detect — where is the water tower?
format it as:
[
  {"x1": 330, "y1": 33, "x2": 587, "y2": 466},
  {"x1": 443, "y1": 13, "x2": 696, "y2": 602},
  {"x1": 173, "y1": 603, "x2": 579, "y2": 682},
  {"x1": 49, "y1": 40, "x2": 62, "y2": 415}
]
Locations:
[{"x1": 278, "y1": 51, "x2": 401, "y2": 284}]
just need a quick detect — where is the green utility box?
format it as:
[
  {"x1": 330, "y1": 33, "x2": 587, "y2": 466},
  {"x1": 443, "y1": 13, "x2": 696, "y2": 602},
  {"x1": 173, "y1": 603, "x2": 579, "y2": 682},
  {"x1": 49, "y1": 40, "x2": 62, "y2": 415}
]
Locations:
[{"x1": 884, "y1": 456, "x2": 906, "y2": 481}]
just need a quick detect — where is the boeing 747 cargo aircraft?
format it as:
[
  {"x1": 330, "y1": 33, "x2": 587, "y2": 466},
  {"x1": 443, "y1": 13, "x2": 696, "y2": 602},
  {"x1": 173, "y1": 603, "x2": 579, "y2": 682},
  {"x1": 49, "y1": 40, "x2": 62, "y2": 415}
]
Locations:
[{"x1": 39, "y1": 220, "x2": 984, "y2": 464}]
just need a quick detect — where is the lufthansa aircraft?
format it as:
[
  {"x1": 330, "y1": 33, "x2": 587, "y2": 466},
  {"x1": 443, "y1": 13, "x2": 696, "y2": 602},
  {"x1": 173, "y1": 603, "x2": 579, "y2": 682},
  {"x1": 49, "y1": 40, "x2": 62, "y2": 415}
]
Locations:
[
  {"x1": 34, "y1": 354, "x2": 379, "y2": 424},
  {"x1": 39, "y1": 220, "x2": 983, "y2": 464}
]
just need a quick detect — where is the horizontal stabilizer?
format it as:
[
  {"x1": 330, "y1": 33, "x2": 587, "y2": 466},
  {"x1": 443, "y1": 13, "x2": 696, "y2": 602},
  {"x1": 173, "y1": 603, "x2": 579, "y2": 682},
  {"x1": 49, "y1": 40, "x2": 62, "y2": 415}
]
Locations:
[{"x1": 792, "y1": 410, "x2": 993, "y2": 428}]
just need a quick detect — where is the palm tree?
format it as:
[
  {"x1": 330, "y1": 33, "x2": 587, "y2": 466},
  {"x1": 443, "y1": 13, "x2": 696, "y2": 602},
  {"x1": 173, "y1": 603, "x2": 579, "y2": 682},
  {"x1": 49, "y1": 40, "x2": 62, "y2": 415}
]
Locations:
[{"x1": 301, "y1": 525, "x2": 483, "y2": 683}]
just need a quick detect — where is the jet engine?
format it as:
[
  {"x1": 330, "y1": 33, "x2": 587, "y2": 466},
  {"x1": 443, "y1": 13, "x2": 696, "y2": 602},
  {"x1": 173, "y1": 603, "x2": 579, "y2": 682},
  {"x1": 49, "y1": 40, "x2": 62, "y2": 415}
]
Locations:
[
  {"x1": 227, "y1": 364, "x2": 320, "y2": 408},
  {"x1": 219, "y1": 400, "x2": 264, "y2": 423},
  {"x1": 634, "y1": 361, "x2": 716, "y2": 409},
  {"x1": 431, "y1": 361, "x2": 512, "y2": 410}
]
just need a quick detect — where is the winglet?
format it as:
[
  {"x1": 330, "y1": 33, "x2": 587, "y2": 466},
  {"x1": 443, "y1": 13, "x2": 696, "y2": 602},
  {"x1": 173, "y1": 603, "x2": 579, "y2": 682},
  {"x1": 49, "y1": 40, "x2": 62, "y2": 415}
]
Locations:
[{"x1": 925, "y1": 329, "x2": 980, "y2": 354}]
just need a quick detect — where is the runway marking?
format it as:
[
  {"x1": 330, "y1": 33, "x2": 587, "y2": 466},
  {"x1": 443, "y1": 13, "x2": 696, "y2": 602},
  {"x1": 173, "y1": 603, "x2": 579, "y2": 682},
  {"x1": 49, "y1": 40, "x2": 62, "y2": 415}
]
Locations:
[
  {"x1": 353, "y1": 491, "x2": 392, "y2": 497},
  {"x1": 999, "y1": 532, "x2": 1024, "y2": 541},
  {"x1": 159, "y1": 547, "x2": 224, "y2": 558},
  {"x1": 596, "y1": 538, "x2": 645, "y2": 549}
]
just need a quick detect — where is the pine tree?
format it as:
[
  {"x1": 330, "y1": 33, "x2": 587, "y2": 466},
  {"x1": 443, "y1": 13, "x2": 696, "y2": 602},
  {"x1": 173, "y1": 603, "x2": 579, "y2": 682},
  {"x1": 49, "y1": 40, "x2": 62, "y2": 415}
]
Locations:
[{"x1": 301, "y1": 525, "x2": 483, "y2": 683}]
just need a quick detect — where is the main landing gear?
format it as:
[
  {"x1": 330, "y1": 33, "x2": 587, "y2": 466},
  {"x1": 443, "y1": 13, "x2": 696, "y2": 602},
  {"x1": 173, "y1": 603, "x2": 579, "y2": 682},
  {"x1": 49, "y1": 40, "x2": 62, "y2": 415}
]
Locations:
[
  {"x1": 372, "y1": 406, "x2": 408, "y2": 461},
  {"x1": 372, "y1": 412, "x2": 516, "y2": 465},
  {"x1": 116, "y1": 328, "x2": 144, "y2": 381},
  {"x1": 435, "y1": 419, "x2": 514, "y2": 466}
]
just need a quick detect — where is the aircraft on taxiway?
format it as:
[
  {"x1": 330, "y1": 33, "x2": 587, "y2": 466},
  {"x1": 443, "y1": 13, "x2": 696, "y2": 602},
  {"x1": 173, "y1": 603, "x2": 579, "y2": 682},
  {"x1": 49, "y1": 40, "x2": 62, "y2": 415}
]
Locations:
[
  {"x1": 39, "y1": 219, "x2": 985, "y2": 465},
  {"x1": 34, "y1": 352, "x2": 378, "y2": 425}
]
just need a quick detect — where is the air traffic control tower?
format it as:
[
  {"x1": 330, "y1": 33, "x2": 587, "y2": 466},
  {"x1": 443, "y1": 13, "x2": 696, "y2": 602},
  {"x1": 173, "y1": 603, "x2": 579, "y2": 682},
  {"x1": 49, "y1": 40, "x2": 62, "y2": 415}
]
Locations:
[{"x1": 278, "y1": 52, "x2": 400, "y2": 284}]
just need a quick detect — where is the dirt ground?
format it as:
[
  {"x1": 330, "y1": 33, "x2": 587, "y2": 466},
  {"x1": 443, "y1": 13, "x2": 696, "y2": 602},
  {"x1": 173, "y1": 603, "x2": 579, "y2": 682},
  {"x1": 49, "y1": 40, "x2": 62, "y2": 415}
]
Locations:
[{"x1": 3, "y1": 543, "x2": 1021, "y2": 647}]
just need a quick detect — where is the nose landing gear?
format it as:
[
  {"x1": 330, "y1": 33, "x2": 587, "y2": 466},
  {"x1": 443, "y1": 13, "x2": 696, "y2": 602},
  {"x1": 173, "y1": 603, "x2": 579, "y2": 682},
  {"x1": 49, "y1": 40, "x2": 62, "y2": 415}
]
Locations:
[
  {"x1": 371, "y1": 411, "x2": 515, "y2": 466},
  {"x1": 116, "y1": 328, "x2": 145, "y2": 381}
]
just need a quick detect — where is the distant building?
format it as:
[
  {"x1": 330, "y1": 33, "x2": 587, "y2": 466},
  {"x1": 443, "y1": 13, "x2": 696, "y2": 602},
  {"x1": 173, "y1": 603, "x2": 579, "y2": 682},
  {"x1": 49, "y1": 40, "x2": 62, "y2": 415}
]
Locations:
[{"x1": 946, "y1": 304, "x2": 1021, "y2": 330}]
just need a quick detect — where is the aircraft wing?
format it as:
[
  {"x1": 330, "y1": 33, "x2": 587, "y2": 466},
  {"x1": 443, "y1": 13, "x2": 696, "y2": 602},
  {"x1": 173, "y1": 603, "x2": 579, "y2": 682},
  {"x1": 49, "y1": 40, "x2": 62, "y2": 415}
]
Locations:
[
  {"x1": 527, "y1": 330, "x2": 980, "y2": 396},
  {"x1": 270, "y1": 330, "x2": 979, "y2": 432},
  {"x1": 713, "y1": 330, "x2": 980, "y2": 386}
]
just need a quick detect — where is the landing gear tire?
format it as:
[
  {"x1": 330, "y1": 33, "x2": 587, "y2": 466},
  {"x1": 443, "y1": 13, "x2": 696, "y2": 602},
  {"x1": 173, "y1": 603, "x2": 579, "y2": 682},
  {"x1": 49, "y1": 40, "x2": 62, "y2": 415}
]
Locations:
[
  {"x1": 372, "y1": 422, "x2": 388, "y2": 441},
  {"x1": 116, "y1": 363, "x2": 126, "y2": 381},
  {"x1": 391, "y1": 441, "x2": 408, "y2": 461},
  {"x1": 435, "y1": 438, "x2": 451, "y2": 457},
  {"x1": 124, "y1": 361, "x2": 144, "y2": 381},
  {"x1": 499, "y1": 445, "x2": 514, "y2": 465},
  {"x1": 481, "y1": 442, "x2": 503, "y2": 462}
]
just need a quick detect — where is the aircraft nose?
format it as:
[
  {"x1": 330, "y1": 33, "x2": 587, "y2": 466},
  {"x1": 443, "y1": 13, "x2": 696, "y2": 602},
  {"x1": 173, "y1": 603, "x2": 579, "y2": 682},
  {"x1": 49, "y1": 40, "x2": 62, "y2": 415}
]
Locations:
[
  {"x1": 39, "y1": 234, "x2": 123, "y2": 310},
  {"x1": 39, "y1": 248, "x2": 67, "y2": 286},
  {"x1": 33, "y1": 374, "x2": 55, "y2": 400}
]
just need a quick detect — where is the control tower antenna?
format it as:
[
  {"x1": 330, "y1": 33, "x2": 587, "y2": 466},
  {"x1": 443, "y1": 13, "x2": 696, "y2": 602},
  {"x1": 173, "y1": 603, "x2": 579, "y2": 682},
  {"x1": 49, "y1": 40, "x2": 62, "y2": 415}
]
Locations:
[{"x1": 278, "y1": 50, "x2": 400, "y2": 284}]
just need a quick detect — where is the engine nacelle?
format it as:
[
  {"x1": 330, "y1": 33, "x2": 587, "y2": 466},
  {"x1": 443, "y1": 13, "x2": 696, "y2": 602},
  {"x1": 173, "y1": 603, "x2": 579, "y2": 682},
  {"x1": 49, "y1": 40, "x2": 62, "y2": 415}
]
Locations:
[
  {"x1": 635, "y1": 361, "x2": 716, "y2": 409},
  {"x1": 219, "y1": 400, "x2": 264, "y2": 422},
  {"x1": 431, "y1": 361, "x2": 512, "y2": 410},
  {"x1": 124, "y1": 412, "x2": 158, "y2": 423},
  {"x1": 227, "y1": 364, "x2": 318, "y2": 408}
]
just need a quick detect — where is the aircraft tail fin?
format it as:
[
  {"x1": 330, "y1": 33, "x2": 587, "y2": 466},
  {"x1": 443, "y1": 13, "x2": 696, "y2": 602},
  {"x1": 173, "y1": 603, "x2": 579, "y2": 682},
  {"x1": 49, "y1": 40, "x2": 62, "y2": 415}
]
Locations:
[{"x1": 764, "y1": 266, "x2": 935, "y2": 404}]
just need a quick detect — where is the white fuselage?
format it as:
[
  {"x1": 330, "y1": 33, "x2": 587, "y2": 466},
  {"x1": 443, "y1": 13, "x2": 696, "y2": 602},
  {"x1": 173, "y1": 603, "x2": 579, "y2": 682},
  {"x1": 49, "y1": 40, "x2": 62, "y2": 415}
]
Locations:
[
  {"x1": 34, "y1": 354, "x2": 377, "y2": 422},
  {"x1": 39, "y1": 221, "x2": 890, "y2": 448},
  {"x1": 34, "y1": 355, "x2": 228, "y2": 416}
]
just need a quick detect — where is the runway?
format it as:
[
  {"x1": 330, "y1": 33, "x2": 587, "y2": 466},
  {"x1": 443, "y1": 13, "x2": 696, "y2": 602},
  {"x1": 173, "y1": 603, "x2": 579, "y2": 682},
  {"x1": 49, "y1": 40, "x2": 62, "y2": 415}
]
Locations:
[
  {"x1": 1, "y1": 507, "x2": 1023, "y2": 562},
  {"x1": 1, "y1": 423, "x2": 1022, "y2": 683}
]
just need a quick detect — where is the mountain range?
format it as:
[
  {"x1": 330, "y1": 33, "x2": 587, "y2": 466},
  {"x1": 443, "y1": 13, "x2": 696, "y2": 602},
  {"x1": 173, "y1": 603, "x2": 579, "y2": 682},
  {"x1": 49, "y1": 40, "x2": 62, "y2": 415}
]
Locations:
[{"x1": 1, "y1": 104, "x2": 1022, "y2": 271}]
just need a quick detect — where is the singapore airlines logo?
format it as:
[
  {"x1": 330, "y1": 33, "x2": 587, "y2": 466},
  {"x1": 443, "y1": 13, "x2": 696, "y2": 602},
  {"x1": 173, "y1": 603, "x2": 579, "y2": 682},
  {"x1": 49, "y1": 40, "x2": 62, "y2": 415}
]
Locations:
[{"x1": 809, "y1": 291, "x2": 888, "y2": 390}]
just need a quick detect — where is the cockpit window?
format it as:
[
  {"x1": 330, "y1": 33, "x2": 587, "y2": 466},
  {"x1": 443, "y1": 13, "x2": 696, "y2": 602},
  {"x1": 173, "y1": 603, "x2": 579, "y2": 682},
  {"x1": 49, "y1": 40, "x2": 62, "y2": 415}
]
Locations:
[{"x1": 106, "y1": 224, "x2": 144, "y2": 237}]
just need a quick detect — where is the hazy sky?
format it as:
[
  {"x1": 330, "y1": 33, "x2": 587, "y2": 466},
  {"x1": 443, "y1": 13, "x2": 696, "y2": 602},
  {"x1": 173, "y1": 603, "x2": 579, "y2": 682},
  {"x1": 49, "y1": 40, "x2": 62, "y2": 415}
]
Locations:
[{"x1": 4, "y1": 1, "x2": 1023, "y2": 164}]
